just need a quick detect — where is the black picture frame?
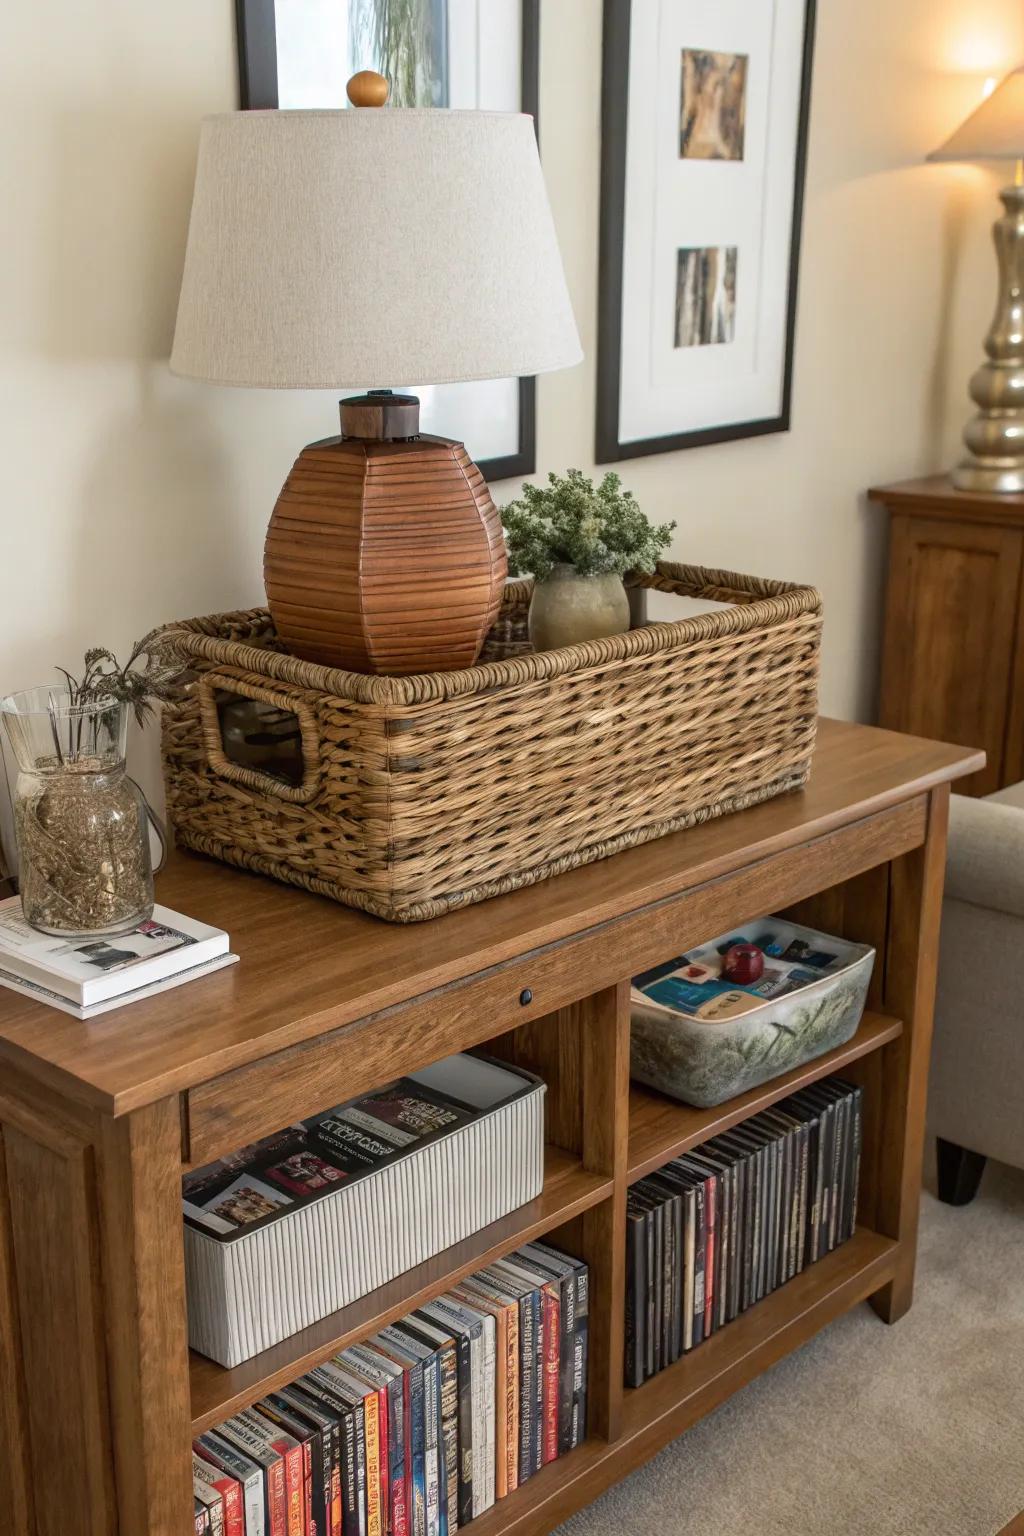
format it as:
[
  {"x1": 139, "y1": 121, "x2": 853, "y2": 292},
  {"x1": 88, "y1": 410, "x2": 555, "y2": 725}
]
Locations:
[
  {"x1": 595, "y1": 0, "x2": 817, "y2": 465},
  {"x1": 234, "y1": 0, "x2": 540, "y2": 485}
]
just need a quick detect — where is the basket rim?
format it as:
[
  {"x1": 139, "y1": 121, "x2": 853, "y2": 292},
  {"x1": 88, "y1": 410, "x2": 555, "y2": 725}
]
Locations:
[{"x1": 162, "y1": 561, "x2": 822, "y2": 708}]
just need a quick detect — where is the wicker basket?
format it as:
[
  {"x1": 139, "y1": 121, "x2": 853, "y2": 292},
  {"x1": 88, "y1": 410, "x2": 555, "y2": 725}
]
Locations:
[{"x1": 160, "y1": 564, "x2": 822, "y2": 923}]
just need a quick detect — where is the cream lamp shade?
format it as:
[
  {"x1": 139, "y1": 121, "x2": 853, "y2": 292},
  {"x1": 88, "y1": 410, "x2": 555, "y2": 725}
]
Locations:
[
  {"x1": 170, "y1": 108, "x2": 582, "y2": 388},
  {"x1": 928, "y1": 66, "x2": 1024, "y2": 161}
]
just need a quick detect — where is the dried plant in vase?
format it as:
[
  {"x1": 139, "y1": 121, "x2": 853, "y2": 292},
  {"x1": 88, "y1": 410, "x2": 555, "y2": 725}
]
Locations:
[
  {"x1": 501, "y1": 469, "x2": 676, "y2": 651},
  {"x1": 0, "y1": 632, "x2": 179, "y2": 937}
]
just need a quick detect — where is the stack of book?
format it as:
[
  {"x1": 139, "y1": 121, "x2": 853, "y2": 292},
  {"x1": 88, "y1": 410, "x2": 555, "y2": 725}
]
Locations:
[
  {"x1": 625, "y1": 1076, "x2": 862, "y2": 1385},
  {"x1": 0, "y1": 896, "x2": 235, "y2": 1018},
  {"x1": 192, "y1": 1241, "x2": 589, "y2": 1536}
]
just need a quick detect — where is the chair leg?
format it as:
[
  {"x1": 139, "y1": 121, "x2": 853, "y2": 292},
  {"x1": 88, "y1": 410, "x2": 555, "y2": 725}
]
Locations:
[{"x1": 936, "y1": 1137, "x2": 987, "y2": 1206}]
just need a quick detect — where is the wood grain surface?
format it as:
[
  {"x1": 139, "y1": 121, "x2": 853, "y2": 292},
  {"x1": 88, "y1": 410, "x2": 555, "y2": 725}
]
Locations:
[
  {"x1": 627, "y1": 1010, "x2": 903, "y2": 1183},
  {"x1": 183, "y1": 795, "x2": 925, "y2": 1167},
  {"x1": 878, "y1": 511, "x2": 1021, "y2": 796},
  {"x1": 869, "y1": 474, "x2": 1024, "y2": 524},
  {"x1": 0, "y1": 715, "x2": 968, "y2": 1536},
  {"x1": 96, "y1": 1099, "x2": 194, "y2": 1534},
  {"x1": 189, "y1": 1145, "x2": 611, "y2": 1434},
  {"x1": 0, "y1": 718, "x2": 983, "y2": 1119}
]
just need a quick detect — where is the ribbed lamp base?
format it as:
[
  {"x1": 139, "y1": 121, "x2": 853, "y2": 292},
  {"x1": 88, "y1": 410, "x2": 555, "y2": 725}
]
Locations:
[{"x1": 264, "y1": 404, "x2": 506, "y2": 676}]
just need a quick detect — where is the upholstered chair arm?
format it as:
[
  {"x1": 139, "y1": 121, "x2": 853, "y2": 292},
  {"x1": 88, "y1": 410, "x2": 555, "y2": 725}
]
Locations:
[{"x1": 944, "y1": 794, "x2": 1024, "y2": 920}]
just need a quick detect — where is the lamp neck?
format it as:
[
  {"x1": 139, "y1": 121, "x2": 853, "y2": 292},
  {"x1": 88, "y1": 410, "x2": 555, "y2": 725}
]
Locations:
[{"x1": 340, "y1": 389, "x2": 420, "y2": 442}]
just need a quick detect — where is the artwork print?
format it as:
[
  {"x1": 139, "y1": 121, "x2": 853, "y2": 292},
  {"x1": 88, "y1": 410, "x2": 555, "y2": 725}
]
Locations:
[
  {"x1": 236, "y1": 0, "x2": 539, "y2": 481},
  {"x1": 596, "y1": 0, "x2": 816, "y2": 462},
  {"x1": 679, "y1": 48, "x2": 747, "y2": 160},
  {"x1": 675, "y1": 246, "x2": 737, "y2": 347},
  {"x1": 343, "y1": 0, "x2": 448, "y2": 106}
]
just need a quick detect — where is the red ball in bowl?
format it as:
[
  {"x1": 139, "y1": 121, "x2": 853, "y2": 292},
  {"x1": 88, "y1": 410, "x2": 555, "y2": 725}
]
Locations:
[{"x1": 722, "y1": 943, "x2": 764, "y2": 984}]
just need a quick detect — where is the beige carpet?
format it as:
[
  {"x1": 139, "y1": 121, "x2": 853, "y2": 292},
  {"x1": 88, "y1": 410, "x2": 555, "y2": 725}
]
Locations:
[{"x1": 558, "y1": 1160, "x2": 1024, "y2": 1536}]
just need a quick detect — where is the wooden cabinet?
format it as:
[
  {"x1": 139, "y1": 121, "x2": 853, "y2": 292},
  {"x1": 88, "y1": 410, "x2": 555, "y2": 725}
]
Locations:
[
  {"x1": 871, "y1": 475, "x2": 1024, "y2": 795},
  {"x1": 0, "y1": 720, "x2": 981, "y2": 1535}
]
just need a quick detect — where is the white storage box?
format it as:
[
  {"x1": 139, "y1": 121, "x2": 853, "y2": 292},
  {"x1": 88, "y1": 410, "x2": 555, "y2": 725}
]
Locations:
[
  {"x1": 183, "y1": 1053, "x2": 546, "y2": 1367},
  {"x1": 630, "y1": 918, "x2": 875, "y2": 1109}
]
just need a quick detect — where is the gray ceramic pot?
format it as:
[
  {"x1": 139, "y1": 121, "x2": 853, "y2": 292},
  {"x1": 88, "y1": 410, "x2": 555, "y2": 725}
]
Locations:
[{"x1": 528, "y1": 564, "x2": 630, "y2": 652}]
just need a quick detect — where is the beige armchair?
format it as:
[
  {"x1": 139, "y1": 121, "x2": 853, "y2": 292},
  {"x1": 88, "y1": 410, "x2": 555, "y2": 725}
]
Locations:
[{"x1": 928, "y1": 781, "x2": 1024, "y2": 1204}]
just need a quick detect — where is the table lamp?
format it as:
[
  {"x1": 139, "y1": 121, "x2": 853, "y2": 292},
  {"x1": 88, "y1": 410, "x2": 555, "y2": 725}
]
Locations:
[
  {"x1": 170, "y1": 73, "x2": 581, "y2": 674},
  {"x1": 929, "y1": 66, "x2": 1024, "y2": 492}
]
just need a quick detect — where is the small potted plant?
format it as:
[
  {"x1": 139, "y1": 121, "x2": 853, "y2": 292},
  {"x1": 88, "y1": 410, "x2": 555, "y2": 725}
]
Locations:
[{"x1": 500, "y1": 469, "x2": 675, "y2": 651}]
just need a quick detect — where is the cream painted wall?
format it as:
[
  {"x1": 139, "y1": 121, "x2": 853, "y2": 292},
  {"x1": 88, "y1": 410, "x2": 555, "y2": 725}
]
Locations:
[{"x1": 1, "y1": 0, "x2": 1023, "y2": 842}]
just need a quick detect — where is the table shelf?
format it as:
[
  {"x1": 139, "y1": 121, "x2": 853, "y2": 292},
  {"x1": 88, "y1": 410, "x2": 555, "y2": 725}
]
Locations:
[
  {"x1": 628, "y1": 1009, "x2": 903, "y2": 1183},
  {"x1": 189, "y1": 1144, "x2": 612, "y2": 1435}
]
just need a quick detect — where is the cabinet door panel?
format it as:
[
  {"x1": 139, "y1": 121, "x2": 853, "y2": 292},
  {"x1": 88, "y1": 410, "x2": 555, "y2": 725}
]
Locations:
[{"x1": 879, "y1": 514, "x2": 1023, "y2": 795}]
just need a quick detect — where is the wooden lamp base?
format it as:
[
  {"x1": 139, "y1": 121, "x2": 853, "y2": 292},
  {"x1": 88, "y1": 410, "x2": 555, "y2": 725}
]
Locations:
[{"x1": 263, "y1": 392, "x2": 507, "y2": 675}]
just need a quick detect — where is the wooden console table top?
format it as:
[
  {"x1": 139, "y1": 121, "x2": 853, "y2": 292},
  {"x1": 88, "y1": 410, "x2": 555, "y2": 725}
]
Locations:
[{"x1": 0, "y1": 717, "x2": 981, "y2": 1120}]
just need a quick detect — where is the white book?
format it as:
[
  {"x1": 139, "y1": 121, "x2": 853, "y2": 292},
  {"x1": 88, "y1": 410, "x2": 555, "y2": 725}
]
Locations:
[
  {"x1": 0, "y1": 952, "x2": 238, "y2": 1018},
  {"x1": 0, "y1": 897, "x2": 229, "y2": 1005}
]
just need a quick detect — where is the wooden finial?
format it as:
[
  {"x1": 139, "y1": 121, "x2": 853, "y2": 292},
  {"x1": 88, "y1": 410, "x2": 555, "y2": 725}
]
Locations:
[{"x1": 346, "y1": 70, "x2": 390, "y2": 108}]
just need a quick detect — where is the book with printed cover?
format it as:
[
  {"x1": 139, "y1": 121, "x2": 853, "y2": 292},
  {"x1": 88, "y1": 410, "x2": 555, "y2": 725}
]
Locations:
[
  {"x1": 0, "y1": 895, "x2": 230, "y2": 1005},
  {"x1": 515, "y1": 1241, "x2": 588, "y2": 1454},
  {"x1": 216, "y1": 1414, "x2": 288, "y2": 1536},
  {"x1": 347, "y1": 1342, "x2": 409, "y2": 1536},
  {"x1": 311, "y1": 1362, "x2": 376, "y2": 1536},
  {"x1": 256, "y1": 1397, "x2": 317, "y2": 1536},
  {"x1": 455, "y1": 1272, "x2": 519, "y2": 1496},
  {"x1": 298, "y1": 1369, "x2": 365, "y2": 1536},
  {"x1": 193, "y1": 1448, "x2": 243, "y2": 1536},
  {"x1": 193, "y1": 1474, "x2": 225, "y2": 1536},
  {"x1": 393, "y1": 1313, "x2": 455, "y2": 1536},
  {"x1": 270, "y1": 1386, "x2": 341, "y2": 1536},
  {"x1": 195, "y1": 1431, "x2": 266, "y2": 1536},
  {"x1": 378, "y1": 1322, "x2": 431, "y2": 1536},
  {"x1": 337, "y1": 1349, "x2": 391, "y2": 1536}
]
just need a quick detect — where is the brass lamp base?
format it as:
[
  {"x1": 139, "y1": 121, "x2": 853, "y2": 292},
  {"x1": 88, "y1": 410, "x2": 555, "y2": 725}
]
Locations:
[{"x1": 953, "y1": 181, "x2": 1024, "y2": 493}]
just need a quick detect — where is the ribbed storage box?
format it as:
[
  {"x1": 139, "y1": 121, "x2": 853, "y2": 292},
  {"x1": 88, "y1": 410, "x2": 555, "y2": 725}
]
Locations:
[
  {"x1": 161, "y1": 564, "x2": 822, "y2": 923},
  {"x1": 185, "y1": 1071, "x2": 546, "y2": 1367}
]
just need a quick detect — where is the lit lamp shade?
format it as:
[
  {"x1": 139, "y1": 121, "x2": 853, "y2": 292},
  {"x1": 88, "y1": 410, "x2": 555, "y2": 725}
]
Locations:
[
  {"x1": 928, "y1": 66, "x2": 1024, "y2": 494},
  {"x1": 171, "y1": 105, "x2": 581, "y2": 674},
  {"x1": 927, "y1": 67, "x2": 1024, "y2": 161},
  {"x1": 170, "y1": 109, "x2": 581, "y2": 387}
]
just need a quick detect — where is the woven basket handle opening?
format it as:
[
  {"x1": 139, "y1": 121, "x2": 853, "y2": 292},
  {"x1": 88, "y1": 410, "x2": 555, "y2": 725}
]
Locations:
[{"x1": 198, "y1": 671, "x2": 323, "y2": 805}]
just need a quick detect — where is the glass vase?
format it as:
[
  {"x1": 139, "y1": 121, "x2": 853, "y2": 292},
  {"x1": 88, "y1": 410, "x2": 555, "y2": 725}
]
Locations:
[{"x1": 0, "y1": 689, "x2": 164, "y2": 938}]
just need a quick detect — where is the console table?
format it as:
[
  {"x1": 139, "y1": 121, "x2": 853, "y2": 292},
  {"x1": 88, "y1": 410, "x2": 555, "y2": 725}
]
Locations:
[{"x1": 0, "y1": 718, "x2": 982, "y2": 1536}]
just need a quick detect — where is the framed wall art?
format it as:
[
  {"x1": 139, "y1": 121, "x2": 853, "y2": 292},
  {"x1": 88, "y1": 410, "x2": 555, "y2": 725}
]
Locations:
[
  {"x1": 595, "y1": 0, "x2": 816, "y2": 463},
  {"x1": 234, "y1": 0, "x2": 540, "y2": 483}
]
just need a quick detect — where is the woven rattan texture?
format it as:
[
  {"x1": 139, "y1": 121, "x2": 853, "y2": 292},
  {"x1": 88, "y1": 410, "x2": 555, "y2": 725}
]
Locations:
[{"x1": 161, "y1": 565, "x2": 822, "y2": 922}]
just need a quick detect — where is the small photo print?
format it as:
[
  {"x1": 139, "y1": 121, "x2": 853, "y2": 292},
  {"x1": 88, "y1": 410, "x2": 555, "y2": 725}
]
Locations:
[
  {"x1": 265, "y1": 1151, "x2": 346, "y2": 1197},
  {"x1": 72, "y1": 940, "x2": 150, "y2": 974},
  {"x1": 675, "y1": 246, "x2": 738, "y2": 348},
  {"x1": 207, "y1": 1175, "x2": 292, "y2": 1229},
  {"x1": 680, "y1": 48, "x2": 747, "y2": 160}
]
